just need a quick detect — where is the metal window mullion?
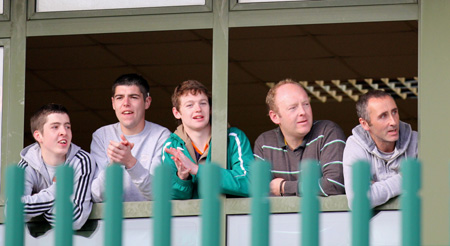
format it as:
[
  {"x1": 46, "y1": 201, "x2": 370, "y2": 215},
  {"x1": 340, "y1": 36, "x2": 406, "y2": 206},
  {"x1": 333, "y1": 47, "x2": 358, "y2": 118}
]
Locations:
[
  {"x1": 0, "y1": 38, "x2": 10, "y2": 205},
  {"x1": 211, "y1": 1, "x2": 229, "y2": 246},
  {"x1": 211, "y1": 0, "x2": 229, "y2": 168},
  {"x1": 2, "y1": 0, "x2": 26, "y2": 205}
]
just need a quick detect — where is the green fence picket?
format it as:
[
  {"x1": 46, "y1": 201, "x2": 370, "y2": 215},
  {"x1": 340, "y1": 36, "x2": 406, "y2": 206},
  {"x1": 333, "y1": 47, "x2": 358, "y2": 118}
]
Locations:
[
  {"x1": 200, "y1": 163, "x2": 221, "y2": 246},
  {"x1": 104, "y1": 164, "x2": 123, "y2": 246},
  {"x1": 55, "y1": 165, "x2": 74, "y2": 246},
  {"x1": 352, "y1": 160, "x2": 371, "y2": 246},
  {"x1": 5, "y1": 165, "x2": 24, "y2": 246},
  {"x1": 301, "y1": 160, "x2": 320, "y2": 246},
  {"x1": 401, "y1": 159, "x2": 421, "y2": 246},
  {"x1": 251, "y1": 161, "x2": 271, "y2": 246},
  {"x1": 153, "y1": 164, "x2": 172, "y2": 246}
]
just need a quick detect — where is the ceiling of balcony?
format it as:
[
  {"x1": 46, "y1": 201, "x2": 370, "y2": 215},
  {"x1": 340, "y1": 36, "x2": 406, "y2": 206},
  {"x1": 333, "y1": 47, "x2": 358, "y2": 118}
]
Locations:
[{"x1": 25, "y1": 20, "x2": 418, "y2": 150}]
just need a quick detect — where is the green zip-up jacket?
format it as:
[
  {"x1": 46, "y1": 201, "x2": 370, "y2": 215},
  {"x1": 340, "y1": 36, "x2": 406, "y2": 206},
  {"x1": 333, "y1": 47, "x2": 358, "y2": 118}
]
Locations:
[{"x1": 161, "y1": 125, "x2": 253, "y2": 199}]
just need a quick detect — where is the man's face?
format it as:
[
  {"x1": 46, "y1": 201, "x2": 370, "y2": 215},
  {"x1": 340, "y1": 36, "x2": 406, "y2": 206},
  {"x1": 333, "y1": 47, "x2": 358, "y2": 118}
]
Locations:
[
  {"x1": 173, "y1": 92, "x2": 210, "y2": 133},
  {"x1": 269, "y1": 84, "x2": 313, "y2": 140},
  {"x1": 34, "y1": 113, "x2": 72, "y2": 158},
  {"x1": 360, "y1": 96, "x2": 399, "y2": 151},
  {"x1": 112, "y1": 85, "x2": 151, "y2": 135}
]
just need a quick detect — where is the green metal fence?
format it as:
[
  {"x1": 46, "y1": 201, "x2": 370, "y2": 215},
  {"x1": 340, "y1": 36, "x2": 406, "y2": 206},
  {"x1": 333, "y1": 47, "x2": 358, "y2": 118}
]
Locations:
[{"x1": 4, "y1": 159, "x2": 421, "y2": 246}]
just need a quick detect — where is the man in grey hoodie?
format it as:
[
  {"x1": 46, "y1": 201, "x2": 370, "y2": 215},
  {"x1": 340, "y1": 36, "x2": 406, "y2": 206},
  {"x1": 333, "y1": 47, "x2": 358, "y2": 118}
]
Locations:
[
  {"x1": 343, "y1": 90, "x2": 418, "y2": 208},
  {"x1": 18, "y1": 103, "x2": 95, "y2": 230}
]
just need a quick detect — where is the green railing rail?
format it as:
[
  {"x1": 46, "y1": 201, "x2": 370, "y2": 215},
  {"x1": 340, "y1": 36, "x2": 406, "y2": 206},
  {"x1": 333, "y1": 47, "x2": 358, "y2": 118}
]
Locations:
[
  {"x1": 301, "y1": 160, "x2": 320, "y2": 246},
  {"x1": 153, "y1": 164, "x2": 172, "y2": 246},
  {"x1": 200, "y1": 163, "x2": 221, "y2": 246},
  {"x1": 352, "y1": 160, "x2": 371, "y2": 246},
  {"x1": 5, "y1": 166, "x2": 24, "y2": 246},
  {"x1": 55, "y1": 165, "x2": 74, "y2": 246},
  {"x1": 251, "y1": 161, "x2": 270, "y2": 246},
  {"x1": 3, "y1": 159, "x2": 421, "y2": 246},
  {"x1": 104, "y1": 164, "x2": 123, "y2": 246},
  {"x1": 401, "y1": 159, "x2": 421, "y2": 246}
]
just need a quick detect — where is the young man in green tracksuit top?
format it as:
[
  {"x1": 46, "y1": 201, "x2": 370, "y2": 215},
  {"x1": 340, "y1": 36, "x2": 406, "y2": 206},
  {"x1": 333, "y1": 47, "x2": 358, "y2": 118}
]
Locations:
[{"x1": 162, "y1": 80, "x2": 253, "y2": 199}]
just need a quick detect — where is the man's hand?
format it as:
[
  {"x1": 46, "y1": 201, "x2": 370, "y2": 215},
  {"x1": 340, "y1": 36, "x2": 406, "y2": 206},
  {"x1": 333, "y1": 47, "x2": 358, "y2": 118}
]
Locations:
[
  {"x1": 270, "y1": 178, "x2": 285, "y2": 196},
  {"x1": 119, "y1": 134, "x2": 134, "y2": 149},
  {"x1": 107, "y1": 134, "x2": 137, "y2": 169},
  {"x1": 165, "y1": 147, "x2": 199, "y2": 179}
]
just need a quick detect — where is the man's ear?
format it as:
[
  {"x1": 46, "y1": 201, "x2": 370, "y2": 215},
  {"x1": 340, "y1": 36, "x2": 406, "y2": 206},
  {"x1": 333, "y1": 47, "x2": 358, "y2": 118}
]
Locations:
[
  {"x1": 111, "y1": 97, "x2": 115, "y2": 110},
  {"x1": 359, "y1": 118, "x2": 370, "y2": 131},
  {"x1": 33, "y1": 130, "x2": 43, "y2": 143},
  {"x1": 172, "y1": 107, "x2": 182, "y2": 120},
  {"x1": 269, "y1": 110, "x2": 281, "y2": 125},
  {"x1": 144, "y1": 96, "x2": 152, "y2": 110}
]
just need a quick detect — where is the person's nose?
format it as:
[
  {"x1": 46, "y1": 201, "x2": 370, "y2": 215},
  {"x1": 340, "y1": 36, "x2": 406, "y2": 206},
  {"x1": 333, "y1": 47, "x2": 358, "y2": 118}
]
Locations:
[
  {"x1": 123, "y1": 97, "x2": 130, "y2": 106},
  {"x1": 388, "y1": 114, "x2": 397, "y2": 126},
  {"x1": 298, "y1": 106, "x2": 305, "y2": 116},
  {"x1": 59, "y1": 127, "x2": 67, "y2": 136},
  {"x1": 194, "y1": 103, "x2": 201, "y2": 112}
]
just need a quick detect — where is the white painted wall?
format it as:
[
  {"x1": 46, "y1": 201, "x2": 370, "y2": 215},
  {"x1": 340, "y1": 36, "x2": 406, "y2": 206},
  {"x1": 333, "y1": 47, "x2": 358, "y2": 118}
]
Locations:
[
  {"x1": 0, "y1": 211, "x2": 400, "y2": 245},
  {"x1": 227, "y1": 211, "x2": 401, "y2": 246},
  {"x1": 0, "y1": 216, "x2": 201, "y2": 246}
]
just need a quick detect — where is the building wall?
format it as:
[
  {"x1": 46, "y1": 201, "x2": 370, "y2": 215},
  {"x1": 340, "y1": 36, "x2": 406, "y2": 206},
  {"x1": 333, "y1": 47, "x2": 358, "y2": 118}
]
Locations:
[{"x1": 4, "y1": 0, "x2": 448, "y2": 244}]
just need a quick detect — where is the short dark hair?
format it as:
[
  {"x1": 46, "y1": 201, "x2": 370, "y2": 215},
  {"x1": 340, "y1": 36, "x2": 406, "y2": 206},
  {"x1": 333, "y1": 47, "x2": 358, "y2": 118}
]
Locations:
[
  {"x1": 30, "y1": 103, "x2": 69, "y2": 134},
  {"x1": 356, "y1": 90, "x2": 393, "y2": 123},
  {"x1": 171, "y1": 80, "x2": 211, "y2": 125},
  {"x1": 112, "y1": 74, "x2": 150, "y2": 98}
]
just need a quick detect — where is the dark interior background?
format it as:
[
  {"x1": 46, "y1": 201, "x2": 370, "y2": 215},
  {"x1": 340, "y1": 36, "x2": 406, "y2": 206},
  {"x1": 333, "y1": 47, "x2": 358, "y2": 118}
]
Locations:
[{"x1": 25, "y1": 21, "x2": 418, "y2": 151}]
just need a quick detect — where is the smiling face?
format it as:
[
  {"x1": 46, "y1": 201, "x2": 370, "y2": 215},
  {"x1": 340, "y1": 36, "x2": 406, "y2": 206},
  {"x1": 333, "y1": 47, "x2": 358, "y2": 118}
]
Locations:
[
  {"x1": 112, "y1": 85, "x2": 151, "y2": 135},
  {"x1": 34, "y1": 113, "x2": 72, "y2": 162},
  {"x1": 172, "y1": 92, "x2": 211, "y2": 133},
  {"x1": 359, "y1": 96, "x2": 399, "y2": 152},
  {"x1": 269, "y1": 83, "x2": 313, "y2": 142}
]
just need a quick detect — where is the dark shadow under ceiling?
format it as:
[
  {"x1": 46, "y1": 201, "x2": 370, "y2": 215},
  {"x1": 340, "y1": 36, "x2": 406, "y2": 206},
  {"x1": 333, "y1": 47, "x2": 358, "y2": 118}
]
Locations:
[{"x1": 25, "y1": 21, "x2": 418, "y2": 150}]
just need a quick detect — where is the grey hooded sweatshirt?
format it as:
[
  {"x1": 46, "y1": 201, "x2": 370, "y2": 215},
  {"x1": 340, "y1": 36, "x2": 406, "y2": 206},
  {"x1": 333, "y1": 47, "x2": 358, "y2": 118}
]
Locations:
[
  {"x1": 18, "y1": 142, "x2": 95, "y2": 230},
  {"x1": 343, "y1": 121, "x2": 418, "y2": 208}
]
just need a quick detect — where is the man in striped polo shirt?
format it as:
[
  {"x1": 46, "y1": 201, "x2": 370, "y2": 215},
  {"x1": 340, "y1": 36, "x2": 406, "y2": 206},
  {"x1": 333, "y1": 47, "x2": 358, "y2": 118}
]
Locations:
[
  {"x1": 254, "y1": 79, "x2": 346, "y2": 196},
  {"x1": 343, "y1": 90, "x2": 418, "y2": 208}
]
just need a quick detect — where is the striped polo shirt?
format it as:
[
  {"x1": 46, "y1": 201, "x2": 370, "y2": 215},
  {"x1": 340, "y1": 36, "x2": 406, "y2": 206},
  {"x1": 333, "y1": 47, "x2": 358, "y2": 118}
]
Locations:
[{"x1": 253, "y1": 120, "x2": 346, "y2": 196}]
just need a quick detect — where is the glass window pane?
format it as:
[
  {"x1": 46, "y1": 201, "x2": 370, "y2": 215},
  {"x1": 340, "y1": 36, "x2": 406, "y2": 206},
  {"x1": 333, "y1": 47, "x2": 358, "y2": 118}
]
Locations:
[{"x1": 36, "y1": 0, "x2": 206, "y2": 12}]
